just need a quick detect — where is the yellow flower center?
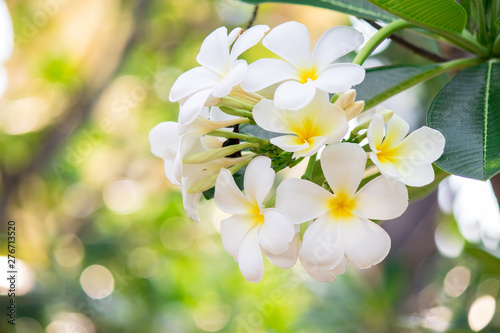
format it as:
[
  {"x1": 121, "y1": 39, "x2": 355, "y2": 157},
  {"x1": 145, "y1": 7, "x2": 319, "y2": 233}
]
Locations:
[
  {"x1": 328, "y1": 192, "x2": 357, "y2": 220},
  {"x1": 298, "y1": 67, "x2": 319, "y2": 84},
  {"x1": 249, "y1": 202, "x2": 265, "y2": 225},
  {"x1": 376, "y1": 146, "x2": 399, "y2": 164},
  {"x1": 290, "y1": 117, "x2": 319, "y2": 145}
]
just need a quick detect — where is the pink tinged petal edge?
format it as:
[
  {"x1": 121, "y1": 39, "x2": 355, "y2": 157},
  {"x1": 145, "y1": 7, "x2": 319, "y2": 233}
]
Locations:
[
  {"x1": 274, "y1": 80, "x2": 316, "y2": 110},
  {"x1": 354, "y1": 176, "x2": 408, "y2": 221},
  {"x1": 238, "y1": 227, "x2": 265, "y2": 283},
  {"x1": 270, "y1": 135, "x2": 310, "y2": 153},
  {"x1": 244, "y1": 156, "x2": 275, "y2": 205},
  {"x1": 320, "y1": 143, "x2": 367, "y2": 197},
  {"x1": 215, "y1": 168, "x2": 254, "y2": 215},
  {"x1": 196, "y1": 26, "x2": 231, "y2": 76},
  {"x1": 169, "y1": 66, "x2": 220, "y2": 102},
  {"x1": 312, "y1": 26, "x2": 364, "y2": 70},
  {"x1": 314, "y1": 63, "x2": 365, "y2": 93},
  {"x1": 276, "y1": 178, "x2": 332, "y2": 224},
  {"x1": 341, "y1": 217, "x2": 391, "y2": 269},
  {"x1": 299, "y1": 215, "x2": 344, "y2": 270},
  {"x1": 264, "y1": 234, "x2": 300, "y2": 269},
  {"x1": 240, "y1": 58, "x2": 297, "y2": 93},
  {"x1": 262, "y1": 21, "x2": 312, "y2": 68},
  {"x1": 367, "y1": 113, "x2": 385, "y2": 152},
  {"x1": 178, "y1": 88, "x2": 214, "y2": 125},
  {"x1": 258, "y1": 208, "x2": 295, "y2": 255},
  {"x1": 230, "y1": 25, "x2": 270, "y2": 61},
  {"x1": 220, "y1": 214, "x2": 255, "y2": 260},
  {"x1": 253, "y1": 99, "x2": 296, "y2": 134},
  {"x1": 212, "y1": 60, "x2": 247, "y2": 98}
]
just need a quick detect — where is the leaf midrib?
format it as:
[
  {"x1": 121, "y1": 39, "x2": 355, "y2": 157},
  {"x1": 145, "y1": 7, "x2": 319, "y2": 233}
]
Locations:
[{"x1": 484, "y1": 60, "x2": 492, "y2": 179}]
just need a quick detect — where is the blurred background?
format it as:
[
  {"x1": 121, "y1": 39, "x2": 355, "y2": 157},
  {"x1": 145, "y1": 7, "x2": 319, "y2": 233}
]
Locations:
[{"x1": 1, "y1": 0, "x2": 500, "y2": 332}]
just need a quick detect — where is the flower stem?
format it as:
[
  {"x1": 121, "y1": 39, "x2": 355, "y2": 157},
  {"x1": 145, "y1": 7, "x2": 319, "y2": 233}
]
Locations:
[
  {"x1": 220, "y1": 96, "x2": 254, "y2": 111},
  {"x1": 301, "y1": 153, "x2": 317, "y2": 181},
  {"x1": 475, "y1": 0, "x2": 488, "y2": 45},
  {"x1": 218, "y1": 106, "x2": 254, "y2": 119},
  {"x1": 207, "y1": 129, "x2": 269, "y2": 144},
  {"x1": 353, "y1": 20, "x2": 415, "y2": 66},
  {"x1": 364, "y1": 57, "x2": 486, "y2": 110}
]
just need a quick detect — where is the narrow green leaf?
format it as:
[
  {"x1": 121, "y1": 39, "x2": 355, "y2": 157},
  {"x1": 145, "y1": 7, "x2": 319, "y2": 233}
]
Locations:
[
  {"x1": 355, "y1": 64, "x2": 439, "y2": 105},
  {"x1": 427, "y1": 60, "x2": 500, "y2": 181},
  {"x1": 365, "y1": 0, "x2": 467, "y2": 33},
  {"x1": 241, "y1": 0, "x2": 396, "y2": 22},
  {"x1": 495, "y1": 17, "x2": 500, "y2": 29},
  {"x1": 465, "y1": 246, "x2": 500, "y2": 274}
]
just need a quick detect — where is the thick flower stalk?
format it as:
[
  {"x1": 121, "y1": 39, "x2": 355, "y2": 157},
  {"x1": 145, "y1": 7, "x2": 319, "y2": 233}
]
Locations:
[
  {"x1": 169, "y1": 24, "x2": 269, "y2": 124},
  {"x1": 276, "y1": 143, "x2": 408, "y2": 282},
  {"x1": 253, "y1": 91, "x2": 348, "y2": 157},
  {"x1": 215, "y1": 157, "x2": 295, "y2": 283},
  {"x1": 367, "y1": 113, "x2": 446, "y2": 186},
  {"x1": 241, "y1": 21, "x2": 365, "y2": 110}
]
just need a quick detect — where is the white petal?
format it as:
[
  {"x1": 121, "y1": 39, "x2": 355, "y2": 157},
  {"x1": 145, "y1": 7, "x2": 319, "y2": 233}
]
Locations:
[
  {"x1": 299, "y1": 215, "x2": 344, "y2": 270},
  {"x1": 244, "y1": 156, "x2": 275, "y2": 204},
  {"x1": 181, "y1": 186, "x2": 202, "y2": 222},
  {"x1": 314, "y1": 64, "x2": 365, "y2": 93},
  {"x1": 258, "y1": 208, "x2": 295, "y2": 255},
  {"x1": 381, "y1": 114, "x2": 410, "y2": 149},
  {"x1": 212, "y1": 60, "x2": 247, "y2": 98},
  {"x1": 274, "y1": 80, "x2": 316, "y2": 110},
  {"x1": 276, "y1": 179, "x2": 331, "y2": 224},
  {"x1": 169, "y1": 66, "x2": 219, "y2": 102},
  {"x1": 230, "y1": 25, "x2": 270, "y2": 61},
  {"x1": 293, "y1": 136, "x2": 328, "y2": 158},
  {"x1": 149, "y1": 122, "x2": 179, "y2": 158},
  {"x1": 396, "y1": 126, "x2": 446, "y2": 163},
  {"x1": 238, "y1": 227, "x2": 265, "y2": 283},
  {"x1": 264, "y1": 234, "x2": 300, "y2": 269},
  {"x1": 396, "y1": 161, "x2": 436, "y2": 187},
  {"x1": 320, "y1": 143, "x2": 367, "y2": 197},
  {"x1": 262, "y1": 21, "x2": 311, "y2": 68},
  {"x1": 253, "y1": 99, "x2": 293, "y2": 133},
  {"x1": 300, "y1": 257, "x2": 335, "y2": 282},
  {"x1": 270, "y1": 135, "x2": 310, "y2": 153},
  {"x1": 342, "y1": 217, "x2": 391, "y2": 269},
  {"x1": 355, "y1": 176, "x2": 408, "y2": 220},
  {"x1": 367, "y1": 113, "x2": 385, "y2": 152},
  {"x1": 196, "y1": 26, "x2": 231, "y2": 75},
  {"x1": 227, "y1": 27, "x2": 243, "y2": 46},
  {"x1": 329, "y1": 255, "x2": 347, "y2": 275},
  {"x1": 315, "y1": 103, "x2": 348, "y2": 141},
  {"x1": 240, "y1": 58, "x2": 296, "y2": 93},
  {"x1": 312, "y1": 26, "x2": 364, "y2": 70},
  {"x1": 215, "y1": 168, "x2": 254, "y2": 214},
  {"x1": 369, "y1": 151, "x2": 401, "y2": 179},
  {"x1": 220, "y1": 214, "x2": 254, "y2": 260},
  {"x1": 0, "y1": 1, "x2": 13, "y2": 63},
  {"x1": 209, "y1": 106, "x2": 239, "y2": 122},
  {"x1": 178, "y1": 88, "x2": 213, "y2": 125}
]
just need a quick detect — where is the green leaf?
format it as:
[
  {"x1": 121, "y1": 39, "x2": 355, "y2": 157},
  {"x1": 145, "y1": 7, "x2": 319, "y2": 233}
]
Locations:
[
  {"x1": 495, "y1": 17, "x2": 500, "y2": 29},
  {"x1": 408, "y1": 165, "x2": 449, "y2": 202},
  {"x1": 465, "y1": 246, "x2": 500, "y2": 274},
  {"x1": 355, "y1": 64, "x2": 439, "y2": 108},
  {"x1": 241, "y1": 0, "x2": 397, "y2": 22},
  {"x1": 365, "y1": 0, "x2": 467, "y2": 33},
  {"x1": 427, "y1": 60, "x2": 500, "y2": 181}
]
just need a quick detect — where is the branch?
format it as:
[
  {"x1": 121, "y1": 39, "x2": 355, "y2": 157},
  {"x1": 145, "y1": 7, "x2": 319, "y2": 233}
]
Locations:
[
  {"x1": 246, "y1": 5, "x2": 259, "y2": 30},
  {"x1": 365, "y1": 20, "x2": 450, "y2": 63}
]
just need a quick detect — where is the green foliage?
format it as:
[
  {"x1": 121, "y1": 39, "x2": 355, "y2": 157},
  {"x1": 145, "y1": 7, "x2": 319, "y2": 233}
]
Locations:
[
  {"x1": 428, "y1": 60, "x2": 500, "y2": 181},
  {"x1": 365, "y1": 0, "x2": 468, "y2": 34},
  {"x1": 241, "y1": 0, "x2": 396, "y2": 22}
]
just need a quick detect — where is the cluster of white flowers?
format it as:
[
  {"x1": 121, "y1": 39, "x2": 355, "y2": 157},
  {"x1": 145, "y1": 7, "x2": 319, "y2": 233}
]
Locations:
[{"x1": 150, "y1": 21, "x2": 446, "y2": 283}]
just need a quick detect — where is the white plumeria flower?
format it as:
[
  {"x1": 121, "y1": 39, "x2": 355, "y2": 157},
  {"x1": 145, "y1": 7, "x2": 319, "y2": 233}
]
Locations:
[
  {"x1": 253, "y1": 91, "x2": 348, "y2": 157},
  {"x1": 149, "y1": 109, "x2": 250, "y2": 221},
  {"x1": 367, "y1": 113, "x2": 446, "y2": 187},
  {"x1": 0, "y1": 0, "x2": 13, "y2": 97},
  {"x1": 169, "y1": 24, "x2": 269, "y2": 125},
  {"x1": 241, "y1": 21, "x2": 365, "y2": 110},
  {"x1": 215, "y1": 156, "x2": 295, "y2": 283},
  {"x1": 276, "y1": 143, "x2": 408, "y2": 282}
]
